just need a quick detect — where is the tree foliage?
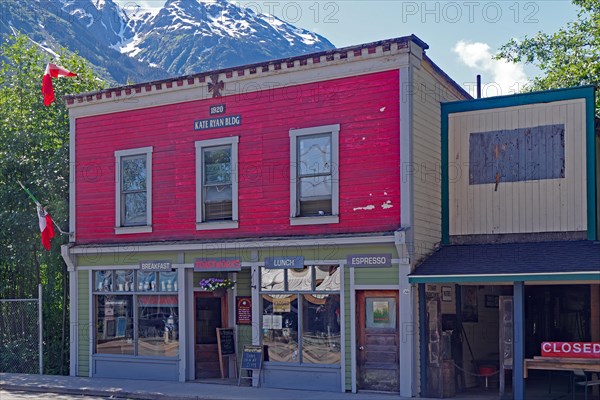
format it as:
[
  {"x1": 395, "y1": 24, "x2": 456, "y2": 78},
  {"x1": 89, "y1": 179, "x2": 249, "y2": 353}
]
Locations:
[
  {"x1": 495, "y1": 0, "x2": 599, "y2": 114},
  {"x1": 0, "y1": 33, "x2": 103, "y2": 374}
]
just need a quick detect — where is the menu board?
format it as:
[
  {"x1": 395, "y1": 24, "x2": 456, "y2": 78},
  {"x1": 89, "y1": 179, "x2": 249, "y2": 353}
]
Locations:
[
  {"x1": 217, "y1": 328, "x2": 235, "y2": 356},
  {"x1": 236, "y1": 297, "x2": 252, "y2": 325},
  {"x1": 240, "y1": 345, "x2": 263, "y2": 370}
]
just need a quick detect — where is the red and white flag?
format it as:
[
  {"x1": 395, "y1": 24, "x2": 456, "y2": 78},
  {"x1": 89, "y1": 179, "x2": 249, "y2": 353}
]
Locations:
[
  {"x1": 37, "y1": 205, "x2": 56, "y2": 251},
  {"x1": 42, "y1": 63, "x2": 77, "y2": 106}
]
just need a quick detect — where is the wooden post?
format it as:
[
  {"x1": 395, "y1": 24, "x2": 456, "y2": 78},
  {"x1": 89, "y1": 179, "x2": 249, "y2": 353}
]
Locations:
[
  {"x1": 591, "y1": 285, "x2": 599, "y2": 341},
  {"x1": 513, "y1": 282, "x2": 525, "y2": 400}
]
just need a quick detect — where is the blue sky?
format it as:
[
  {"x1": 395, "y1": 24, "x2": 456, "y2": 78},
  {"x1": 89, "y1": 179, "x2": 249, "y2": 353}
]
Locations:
[{"x1": 121, "y1": 0, "x2": 580, "y2": 97}]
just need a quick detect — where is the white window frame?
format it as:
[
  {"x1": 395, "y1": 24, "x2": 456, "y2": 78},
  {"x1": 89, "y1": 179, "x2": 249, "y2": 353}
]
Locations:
[
  {"x1": 114, "y1": 147, "x2": 153, "y2": 235},
  {"x1": 195, "y1": 137, "x2": 239, "y2": 230},
  {"x1": 289, "y1": 124, "x2": 340, "y2": 226}
]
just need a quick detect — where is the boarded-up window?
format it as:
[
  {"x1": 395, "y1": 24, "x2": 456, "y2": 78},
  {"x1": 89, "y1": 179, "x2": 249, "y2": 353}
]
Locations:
[{"x1": 469, "y1": 124, "x2": 565, "y2": 185}]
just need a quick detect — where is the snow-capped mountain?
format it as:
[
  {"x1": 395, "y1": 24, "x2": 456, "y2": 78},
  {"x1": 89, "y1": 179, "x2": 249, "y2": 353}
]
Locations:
[
  {"x1": 0, "y1": 0, "x2": 335, "y2": 84},
  {"x1": 121, "y1": 0, "x2": 334, "y2": 76}
]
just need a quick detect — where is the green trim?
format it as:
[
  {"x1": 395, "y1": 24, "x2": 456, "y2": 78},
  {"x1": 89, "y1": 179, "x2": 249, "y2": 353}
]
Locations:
[
  {"x1": 441, "y1": 85, "x2": 597, "y2": 242},
  {"x1": 409, "y1": 272, "x2": 600, "y2": 284},
  {"x1": 441, "y1": 85, "x2": 596, "y2": 114},
  {"x1": 586, "y1": 88, "x2": 597, "y2": 240},
  {"x1": 441, "y1": 106, "x2": 449, "y2": 244}
]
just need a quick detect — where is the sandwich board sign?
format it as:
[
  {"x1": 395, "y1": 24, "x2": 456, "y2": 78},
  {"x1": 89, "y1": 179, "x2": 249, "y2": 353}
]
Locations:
[{"x1": 238, "y1": 345, "x2": 263, "y2": 387}]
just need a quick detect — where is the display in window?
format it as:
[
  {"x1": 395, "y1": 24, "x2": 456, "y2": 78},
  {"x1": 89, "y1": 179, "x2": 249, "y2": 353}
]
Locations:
[
  {"x1": 95, "y1": 295, "x2": 133, "y2": 355},
  {"x1": 302, "y1": 294, "x2": 341, "y2": 364},
  {"x1": 273, "y1": 297, "x2": 291, "y2": 313},
  {"x1": 137, "y1": 295, "x2": 179, "y2": 357},
  {"x1": 262, "y1": 295, "x2": 299, "y2": 362},
  {"x1": 261, "y1": 268, "x2": 285, "y2": 291},
  {"x1": 372, "y1": 301, "x2": 390, "y2": 323},
  {"x1": 115, "y1": 270, "x2": 134, "y2": 292},
  {"x1": 137, "y1": 271, "x2": 156, "y2": 291},
  {"x1": 159, "y1": 271, "x2": 178, "y2": 292},
  {"x1": 366, "y1": 297, "x2": 396, "y2": 329},
  {"x1": 315, "y1": 266, "x2": 340, "y2": 291},
  {"x1": 287, "y1": 267, "x2": 312, "y2": 291},
  {"x1": 95, "y1": 271, "x2": 113, "y2": 292}
]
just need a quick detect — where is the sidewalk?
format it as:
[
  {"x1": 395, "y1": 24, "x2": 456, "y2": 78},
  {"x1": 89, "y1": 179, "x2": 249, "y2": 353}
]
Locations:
[{"x1": 0, "y1": 373, "x2": 412, "y2": 400}]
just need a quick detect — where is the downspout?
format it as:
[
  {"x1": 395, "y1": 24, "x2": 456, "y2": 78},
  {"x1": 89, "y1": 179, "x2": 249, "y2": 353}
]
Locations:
[{"x1": 61, "y1": 244, "x2": 78, "y2": 376}]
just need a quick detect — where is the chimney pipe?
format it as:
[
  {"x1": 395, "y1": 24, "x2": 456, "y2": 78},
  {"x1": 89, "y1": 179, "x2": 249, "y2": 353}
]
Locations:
[{"x1": 476, "y1": 75, "x2": 482, "y2": 99}]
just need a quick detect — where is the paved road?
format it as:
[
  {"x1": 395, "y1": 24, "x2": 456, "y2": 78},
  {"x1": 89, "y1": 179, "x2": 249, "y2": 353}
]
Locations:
[{"x1": 0, "y1": 390, "x2": 130, "y2": 400}]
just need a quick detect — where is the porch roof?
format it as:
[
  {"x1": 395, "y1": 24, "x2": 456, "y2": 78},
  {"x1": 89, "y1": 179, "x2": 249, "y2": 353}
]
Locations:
[{"x1": 409, "y1": 240, "x2": 600, "y2": 283}]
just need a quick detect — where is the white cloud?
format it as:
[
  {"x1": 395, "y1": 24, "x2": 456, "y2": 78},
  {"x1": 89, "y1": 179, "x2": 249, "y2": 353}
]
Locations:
[{"x1": 453, "y1": 40, "x2": 528, "y2": 98}]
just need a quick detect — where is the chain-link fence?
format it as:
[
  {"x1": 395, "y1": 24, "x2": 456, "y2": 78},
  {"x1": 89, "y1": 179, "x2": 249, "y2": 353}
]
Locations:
[{"x1": 0, "y1": 286, "x2": 42, "y2": 374}]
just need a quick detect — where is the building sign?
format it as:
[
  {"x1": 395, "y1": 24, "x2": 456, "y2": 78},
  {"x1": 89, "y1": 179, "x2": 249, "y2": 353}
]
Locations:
[
  {"x1": 194, "y1": 258, "x2": 241, "y2": 272},
  {"x1": 272, "y1": 297, "x2": 291, "y2": 313},
  {"x1": 194, "y1": 115, "x2": 241, "y2": 131},
  {"x1": 541, "y1": 342, "x2": 600, "y2": 359},
  {"x1": 139, "y1": 261, "x2": 172, "y2": 271},
  {"x1": 264, "y1": 256, "x2": 304, "y2": 269},
  {"x1": 236, "y1": 296, "x2": 252, "y2": 325},
  {"x1": 347, "y1": 254, "x2": 392, "y2": 268},
  {"x1": 209, "y1": 104, "x2": 226, "y2": 115}
]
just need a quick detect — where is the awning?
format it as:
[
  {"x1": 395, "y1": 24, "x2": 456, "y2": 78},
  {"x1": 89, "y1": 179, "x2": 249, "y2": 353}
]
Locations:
[{"x1": 409, "y1": 241, "x2": 600, "y2": 283}]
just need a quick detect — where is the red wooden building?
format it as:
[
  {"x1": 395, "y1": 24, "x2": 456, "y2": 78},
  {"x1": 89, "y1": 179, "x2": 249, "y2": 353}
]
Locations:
[{"x1": 62, "y1": 35, "x2": 469, "y2": 396}]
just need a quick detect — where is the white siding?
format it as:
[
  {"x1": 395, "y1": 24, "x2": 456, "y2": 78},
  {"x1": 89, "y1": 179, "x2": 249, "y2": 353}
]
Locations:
[
  {"x1": 449, "y1": 99, "x2": 587, "y2": 235},
  {"x1": 411, "y1": 62, "x2": 467, "y2": 262}
]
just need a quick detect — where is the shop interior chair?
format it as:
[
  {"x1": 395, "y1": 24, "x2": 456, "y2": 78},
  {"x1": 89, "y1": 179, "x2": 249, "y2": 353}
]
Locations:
[{"x1": 572, "y1": 369, "x2": 600, "y2": 400}]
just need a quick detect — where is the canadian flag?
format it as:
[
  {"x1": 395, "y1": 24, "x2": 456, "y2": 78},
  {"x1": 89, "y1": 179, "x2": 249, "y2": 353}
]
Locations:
[
  {"x1": 37, "y1": 205, "x2": 56, "y2": 251},
  {"x1": 42, "y1": 63, "x2": 77, "y2": 106}
]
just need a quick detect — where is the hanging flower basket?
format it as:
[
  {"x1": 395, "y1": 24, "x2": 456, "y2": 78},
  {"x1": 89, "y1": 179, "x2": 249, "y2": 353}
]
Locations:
[{"x1": 199, "y1": 278, "x2": 235, "y2": 297}]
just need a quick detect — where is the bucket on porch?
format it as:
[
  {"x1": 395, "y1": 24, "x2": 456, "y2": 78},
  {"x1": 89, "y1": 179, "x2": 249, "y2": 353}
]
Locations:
[{"x1": 478, "y1": 365, "x2": 497, "y2": 389}]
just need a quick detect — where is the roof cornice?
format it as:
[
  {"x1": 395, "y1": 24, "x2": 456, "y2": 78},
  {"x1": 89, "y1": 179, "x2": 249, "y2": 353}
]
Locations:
[{"x1": 65, "y1": 35, "x2": 428, "y2": 107}]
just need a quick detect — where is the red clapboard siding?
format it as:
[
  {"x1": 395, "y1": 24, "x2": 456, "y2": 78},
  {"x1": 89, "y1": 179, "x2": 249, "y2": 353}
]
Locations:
[{"x1": 75, "y1": 70, "x2": 401, "y2": 244}]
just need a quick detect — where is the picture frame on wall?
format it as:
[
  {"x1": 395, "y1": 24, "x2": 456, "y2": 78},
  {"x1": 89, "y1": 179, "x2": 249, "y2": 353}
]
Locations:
[
  {"x1": 485, "y1": 295, "x2": 499, "y2": 308},
  {"x1": 441, "y1": 286, "x2": 452, "y2": 302},
  {"x1": 461, "y1": 286, "x2": 478, "y2": 322}
]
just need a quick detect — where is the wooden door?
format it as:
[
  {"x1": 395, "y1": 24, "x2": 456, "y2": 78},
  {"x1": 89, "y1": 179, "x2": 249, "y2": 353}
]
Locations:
[
  {"x1": 356, "y1": 290, "x2": 399, "y2": 392},
  {"x1": 195, "y1": 293, "x2": 228, "y2": 379}
]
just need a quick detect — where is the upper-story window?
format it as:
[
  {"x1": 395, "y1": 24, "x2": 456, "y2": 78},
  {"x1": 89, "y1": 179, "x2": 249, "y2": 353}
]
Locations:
[
  {"x1": 290, "y1": 124, "x2": 340, "y2": 225},
  {"x1": 195, "y1": 137, "x2": 239, "y2": 230},
  {"x1": 114, "y1": 147, "x2": 153, "y2": 234}
]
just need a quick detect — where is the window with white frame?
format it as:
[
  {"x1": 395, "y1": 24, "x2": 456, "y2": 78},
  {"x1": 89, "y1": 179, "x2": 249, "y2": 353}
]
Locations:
[
  {"x1": 114, "y1": 147, "x2": 152, "y2": 234},
  {"x1": 195, "y1": 137, "x2": 239, "y2": 230},
  {"x1": 260, "y1": 265, "x2": 341, "y2": 364},
  {"x1": 290, "y1": 125, "x2": 339, "y2": 225},
  {"x1": 94, "y1": 269, "x2": 179, "y2": 357}
]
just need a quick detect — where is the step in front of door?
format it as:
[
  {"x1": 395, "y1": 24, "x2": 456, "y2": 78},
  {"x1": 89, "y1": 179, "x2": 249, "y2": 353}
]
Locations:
[{"x1": 195, "y1": 361, "x2": 221, "y2": 379}]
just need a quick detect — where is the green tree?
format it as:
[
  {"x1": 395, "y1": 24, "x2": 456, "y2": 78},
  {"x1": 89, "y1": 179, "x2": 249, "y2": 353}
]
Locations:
[
  {"x1": 495, "y1": 0, "x2": 599, "y2": 115},
  {"x1": 0, "y1": 33, "x2": 103, "y2": 374}
]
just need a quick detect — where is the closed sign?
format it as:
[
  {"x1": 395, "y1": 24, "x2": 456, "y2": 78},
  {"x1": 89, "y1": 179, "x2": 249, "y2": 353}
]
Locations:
[{"x1": 541, "y1": 342, "x2": 600, "y2": 359}]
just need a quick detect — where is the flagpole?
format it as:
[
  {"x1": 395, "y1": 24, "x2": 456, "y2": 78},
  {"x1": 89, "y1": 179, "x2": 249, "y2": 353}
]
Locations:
[
  {"x1": 17, "y1": 180, "x2": 69, "y2": 235},
  {"x1": 17, "y1": 180, "x2": 41, "y2": 206}
]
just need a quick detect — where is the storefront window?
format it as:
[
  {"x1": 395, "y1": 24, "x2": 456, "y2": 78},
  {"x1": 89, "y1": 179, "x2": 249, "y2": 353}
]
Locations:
[
  {"x1": 260, "y1": 265, "x2": 341, "y2": 365},
  {"x1": 261, "y1": 268, "x2": 285, "y2": 291},
  {"x1": 262, "y1": 295, "x2": 299, "y2": 362},
  {"x1": 302, "y1": 294, "x2": 341, "y2": 364},
  {"x1": 137, "y1": 295, "x2": 179, "y2": 357},
  {"x1": 288, "y1": 266, "x2": 312, "y2": 291},
  {"x1": 315, "y1": 266, "x2": 340, "y2": 291},
  {"x1": 96, "y1": 295, "x2": 134, "y2": 355},
  {"x1": 94, "y1": 269, "x2": 178, "y2": 357}
]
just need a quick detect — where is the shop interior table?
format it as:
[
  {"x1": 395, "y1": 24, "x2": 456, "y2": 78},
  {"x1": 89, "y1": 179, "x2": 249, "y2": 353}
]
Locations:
[{"x1": 524, "y1": 356, "x2": 600, "y2": 378}]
